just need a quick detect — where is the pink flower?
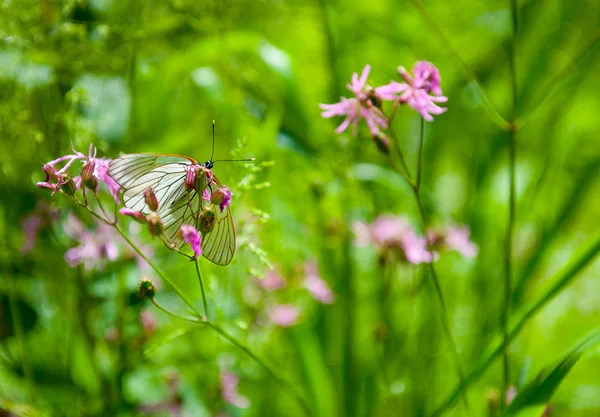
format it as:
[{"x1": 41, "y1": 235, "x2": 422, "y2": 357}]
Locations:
[
  {"x1": 401, "y1": 230, "x2": 435, "y2": 264},
  {"x1": 179, "y1": 225, "x2": 202, "y2": 259},
  {"x1": 64, "y1": 215, "x2": 120, "y2": 271},
  {"x1": 320, "y1": 65, "x2": 388, "y2": 136},
  {"x1": 375, "y1": 61, "x2": 448, "y2": 121},
  {"x1": 352, "y1": 221, "x2": 372, "y2": 247},
  {"x1": 445, "y1": 226, "x2": 478, "y2": 257},
  {"x1": 95, "y1": 159, "x2": 121, "y2": 204},
  {"x1": 269, "y1": 304, "x2": 300, "y2": 327},
  {"x1": 220, "y1": 371, "x2": 250, "y2": 408},
  {"x1": 370, "y1": 215, "x2": 411, "y2": 247},
  {"x1": 140, "y1": 310, "x2": 157, "y2": 336},
  {"x1": 37, "y1": 145, "x2": 121, "y2": 201},
  {"x1": 20, "y1": 202, "x2": 59, "y2": 254},
  {"x1": 304, "y1": 262, "x2": 334, "y2": 304},
  {"x1": 255, "y1": 269, "x2": 286, "y2": 292}
]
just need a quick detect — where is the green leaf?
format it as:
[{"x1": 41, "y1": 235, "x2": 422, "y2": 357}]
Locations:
[{"x1": 501, "y1": 327, "x2": 600, "y2": 417}]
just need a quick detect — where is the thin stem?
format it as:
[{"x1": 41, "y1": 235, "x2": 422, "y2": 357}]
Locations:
[
  {"x1": 387, "y1": 121, "x2": 414, "y2": 182},
  {"x1": 502, "y1": 0, "x2": 519, "y2": 407},
  {"x1": 410, "y1": 123, "x2": 471, "y2": 415},
  {"x1": 206, "y1": 322, "x2": 312, "y2": 417},
  {"x1": 113, "y1": 223, "x2": 202, "y2": 319},
  {"x1": 150, "y1": 299, "x2": 200, "y2": 324},
  {"x1": 94, "y1": 192, "x2": 115, "y2": 225},
  {"x1": 194, "y1": 260, "x2": 210, "y2": 319},
  {"x1": 409, "y1": 0, "x2": 508, "y2": 129},
  {"x1": 149, "y1": 298, "x2": 311, "y2": 416},
  {"x1": 413, "y1": 189, "x2": 470, "y2": 417},
  {"x1": 416, "y1": 117, "x2": 425, "y2": 190}
]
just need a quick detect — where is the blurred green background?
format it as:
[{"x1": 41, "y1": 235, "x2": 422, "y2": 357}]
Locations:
[{"x1": 2, "y1": 0, "x2": 600, "y2": 416}]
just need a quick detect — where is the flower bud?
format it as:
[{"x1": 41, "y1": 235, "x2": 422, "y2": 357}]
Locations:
[
  {"x1": 146, "y1": 211, "x2": 164, "y2": 237},
  {"x1": 198, "y1": 206, "x2": 216, "y2": 234},
  {"x1": 138, "y1": 277, "x2": 157, "y2": 299},
  {"x1": 119, "y1": 208, "x2": 147, "y2": 224},
  {"x1": 144, "y1": 187, "x2": 159, "y2": 211},
  {"x1": 373, "y1": 132, "x2": 391, "y2": 155},
  {"x1": 61, "y1": 175, "x2": 77, "y2": 195},
  {"x1": 81, "y1": 160, "x2": 98, "y2": 190},
  {"x1": 210, "y1": 186, "x2": 232, "y2": 212}
]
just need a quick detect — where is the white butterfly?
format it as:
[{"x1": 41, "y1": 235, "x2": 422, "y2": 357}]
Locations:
[{"x1": 109, "y1": 153, "x2": 235, "y2": 265}]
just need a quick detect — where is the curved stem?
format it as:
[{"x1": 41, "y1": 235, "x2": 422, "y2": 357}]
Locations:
[
  {"x1": 410, "y1": 122, "x2": 471, "y2": 416},
  {"x1": 150, "y1": 299, "x2": 200, "y2": 323},
  {"x1": 194, "y1": 260, "x2": 210, "y2": 320},
  {"x1": 113, "y1": 224, "x2": 202, "y2": 319},
  {"x1": 150, "y1": 298, "x2": 311, "y2": 416}
]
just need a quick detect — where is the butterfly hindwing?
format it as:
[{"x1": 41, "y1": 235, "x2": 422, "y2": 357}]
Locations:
[{"x1": 109, "y1": 153, "x2": 236, "y2": 265}]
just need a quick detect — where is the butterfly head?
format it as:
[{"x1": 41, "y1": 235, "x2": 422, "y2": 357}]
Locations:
[{"x1": 203, "y1": 160, "x2": 214, "y2": 170}]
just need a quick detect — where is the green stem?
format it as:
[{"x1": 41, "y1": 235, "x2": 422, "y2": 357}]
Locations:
[
  {"x1": 409, "y1": 0, "x2": 508, "y2": 129},
  {"x1": 502, "y1": 0, "x2": 519, "y2": 407},
  {"x1": 388, "y1": 122, "x2": 414, "y2": 182},
  {"x1": 150, "y1": 298, "x2": 311, "y2": 416},
  {"x1": 411, "y1": 122, "x2": 471, "y2": 416},
  {"x1": 194, "y1": 260, "x2": 210, "y2": 319},
  {"x1": 114, "y1": 224, "x2": 202, "y2": 319},
  {"x1": 416, "y1": 117, "x2": 424, "y2": 191},
  {"x1": 431, "y1": 231, "x2": 600, "y2": 416}
]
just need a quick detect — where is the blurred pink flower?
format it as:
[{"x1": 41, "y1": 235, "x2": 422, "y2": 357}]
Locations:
[
  {"x1": 179, "y1": 224, "x2": 203, "y2": 259},
  {"x1": 255, "y1": 269, "x2": 286, "y2": 292},
  {"x1": 63, "y1": 215, "x2": 152, "y2": 271},
  {"x1": 375, "y1": 61, "x2": 448, "y2": 121},
  {"x1": 64, "y1": 215, "x2": 119, "y2": 271},
  {"x1": 401, "y1": 230, "x2": 435, "y2": 264},
  {"x1": 370, "y1": 215, "x2": 411, "y2": 247},
  {"x1": 445, "y1": 226, "x2": 478, "y2": 257},
  {"x1": 20, "y1": 202, "x2": 59, "y2": 255},
  {"x1": 220, "y1": 371, "x2": 249, "y2": 408},
  {"x1": 269, "y1": 304, "x2": 300, "y2": 327},
  {"x1": 320, "y1": 65, "x2": 388, "y2": 136},
  {"x1": 304, "y1": 262, "x2": 334, "y2": 304},
  {"x1": 140, "y1": 310, "x2": 158, "y2": 336},
  {"x1": 352, "y1": 221, "x2": 372, "y2": 247}
]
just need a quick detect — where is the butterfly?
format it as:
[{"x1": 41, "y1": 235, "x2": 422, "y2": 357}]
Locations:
[{"x1": 108, "y1": 153, "x2": 236, "y2": 265}]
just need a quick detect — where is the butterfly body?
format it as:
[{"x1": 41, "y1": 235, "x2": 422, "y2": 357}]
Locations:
[{"x1": 108, "y1": 153, "x2": 235, "y2": 265}]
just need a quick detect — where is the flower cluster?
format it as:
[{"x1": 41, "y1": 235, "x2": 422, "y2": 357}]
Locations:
[
  {"x1": 35, "y1": 145, "x2": 235, "y2": 265},
  {"x1": 63, "y1": 214, "x2": 154, "y2": 271},
  {"x1": 320, "y1": 61, "x2": 448, "y2": 138},
  {"x1": 36, "y1": 144, "x2": 120, "y2": 203},
  {"x1": 354, "y1": 215, "x2": 476, "y2": 264}
]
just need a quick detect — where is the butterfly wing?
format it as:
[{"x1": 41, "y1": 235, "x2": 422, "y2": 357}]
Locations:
[
  {"x1": 109, "y1": 153, "x2": 235, "y2": 265},
  {"x1": 199, "y1": 176, "x2": 236, "y2": 266},
  {"x1": 109, "y1": 153, "x2": 193, "y2": 215}
]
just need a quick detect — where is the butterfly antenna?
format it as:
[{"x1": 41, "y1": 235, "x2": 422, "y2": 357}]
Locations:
[
  {"x1": 210, "y1": 120, "x2": 216, "y2": 162},
  {"x1": 212, "y1": 158, "x2": 256, "y2": 163}
]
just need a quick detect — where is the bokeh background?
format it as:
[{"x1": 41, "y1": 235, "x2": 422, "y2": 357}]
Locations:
[{"x1": 2, "y1": 0, "x2": 600, "y2": 416}]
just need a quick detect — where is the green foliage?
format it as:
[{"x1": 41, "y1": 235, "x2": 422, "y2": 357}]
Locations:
[{"x1": 2, "y1": 0, "x2": 600, "y2": 416}]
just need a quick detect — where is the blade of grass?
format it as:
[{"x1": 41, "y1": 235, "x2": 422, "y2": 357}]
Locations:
[
  {"x1": 431, "y1": 231, "x2": 600, "y2": 416},
  {"x1": 501, "y1": 327, "x2": 600, "y2": 416}
]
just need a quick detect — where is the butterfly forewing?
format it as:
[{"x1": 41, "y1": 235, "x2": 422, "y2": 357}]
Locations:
[{"x1": 109, "y1": 153, "x2": 236, "y2": 265}]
